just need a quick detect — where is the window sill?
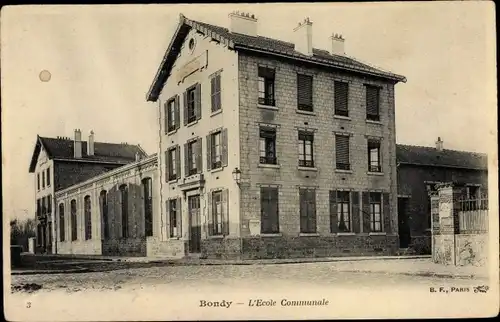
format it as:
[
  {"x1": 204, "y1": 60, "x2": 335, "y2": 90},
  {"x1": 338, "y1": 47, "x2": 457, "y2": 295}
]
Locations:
[
  {"x1": 259, "y1": 164, "x2": 281, "y2": 169},
  {"x1": 208, "y1": 235, "x2": 225, "y2": 239},
  {"x1": 336, "y1": 232, "x2": 356, "y2": 236},
  {"x1": 299, "y1": 233, "x2": 319, "y2": 237},
  {"x1": 211, "y1": 109, "x2": 222, "y2": 117},
  {"x1": 168, "y1": 179, "x2": 178, "y2": 184},
  {"x1": 334, "y1": 115, "x2": 351, "y2": 121},
  {"x1": 335, "y1": 169, "x2": 353, "y2": 174},
  {"x1": 257, "y1": 104, "x2": 278, "y2": 111},
  {"x1": 166, "y1": 129, "x2": 178, "y2": 136},
  {"x1": 367, "y1": 172, "x2": 384, "y2": 176},
  {"x1": 366, "y1": 119, "x2": 382, "y2": 125},
  {"x1": 424, "y1": 228, "x2": 432, "y2": 232},
  {"x1": 186, "y1": 120, "x2": 199, "y2": 127},
  {"x1": 296, "y1": 109, "x2": 316, "y2": 116},
  {"x1": 260, "y1": 233, "x2": 282, "y2": 237},
  {"x1": 369, "y1": 232, "x2": 387, "y2": 236},
  {"x1": 169, "y1": 236, "x2": 181, "y2": 240},
  {"x1": 298, "y1": 166, "x2": 317, "y2": 172},
  {"x1": 210, "y1": 167, "x2": 224, "y2": 173}
]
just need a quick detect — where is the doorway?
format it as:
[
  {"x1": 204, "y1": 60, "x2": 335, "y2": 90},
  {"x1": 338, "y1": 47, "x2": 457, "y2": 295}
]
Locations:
[
  {"x1": 398, "y1": 197, "x2": 411, "y2": 248},
  {"x1": 188, "y1": 195, "x2": 201, "y2": 253}
]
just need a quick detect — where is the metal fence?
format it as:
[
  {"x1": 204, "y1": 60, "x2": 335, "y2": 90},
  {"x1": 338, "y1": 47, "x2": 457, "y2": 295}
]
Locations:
[{"x1": 458, "y1": 195, "x2": 488, "y2": 234}]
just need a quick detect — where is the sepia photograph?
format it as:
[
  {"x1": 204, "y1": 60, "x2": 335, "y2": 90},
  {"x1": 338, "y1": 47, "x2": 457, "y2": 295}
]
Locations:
[{"x1": 2, "y1": 2, "x2": 498, "y2": 320}]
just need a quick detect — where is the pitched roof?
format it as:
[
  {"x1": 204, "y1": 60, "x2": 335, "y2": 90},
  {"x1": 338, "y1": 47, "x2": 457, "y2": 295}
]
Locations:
[
  {"x1": 396, "y1": 144, "x2": 488, "y2": 170},
  {"x1": 147, "y1": 14, "x2": 407, "y2": 102},
  {"x1": 28, "y1": 136, "x2": 148, "y2": 173}
]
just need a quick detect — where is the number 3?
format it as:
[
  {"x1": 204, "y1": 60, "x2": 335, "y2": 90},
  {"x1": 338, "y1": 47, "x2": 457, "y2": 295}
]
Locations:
[{"x1": 26, "y1": 302, "x2": 31, "y2": 308}]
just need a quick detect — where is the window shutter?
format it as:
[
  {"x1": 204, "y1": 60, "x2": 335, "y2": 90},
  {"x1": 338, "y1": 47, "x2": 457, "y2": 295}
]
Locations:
[
  {"x1": 362, "y1": 191, "x2": 371, "y2": 233},
  {"x1": 270, "y1": 188, "x2": 279, "y2": 233},
  {"x1": 299, "y1": 190, "x2": 307, "y2": 233},
  {"x1": 351, "y1": 191, "x2": 360, "y2": 233},
  {"x1": 176, "y1": 197, "x2": 182, "y2": 238},
  {"x1": 184, "y1": 143, "x2": 189, "y2": 177},
  {"x1": 206, "y1": 134, "x2": 212, "y2": 171},
  {"x1": 208, "y1": 192, "x2": 213, "y2": 236},
  {"x1": 336, "y1": 135, "x2": 350, "y2": 165},
  {"x1": 216, "y1": 75, "x2": 221, "y2": 111},
  {"x1": 329, "y1": 190, "x2": 338, "y2": 233},
  {"x1": 174, "y1": 95, "x2": 180, "y2": 130},
  {"x1": 222, "y1": 189, "x2": 229, "y2": 236},
  {"x1": 183, "y1": 91, "x2": 188, "y2": 125},
  {"x1": 383, "y1": 192, "x2": 391, "y2": 233},
  {"x1": 309, "y1": 189, "x2": 317, "y2": 233},
  {"x1": 211, "y1": 77, "x2": 216, "y2": 112},
  {"x1": 195, "y1": 83, "x2": 202, "y2": 121},
  {"x1": 297, "y1": 74, "x2": 313, "y2": 109},
  {"x1": 166, "y1": 200, "x2": 170, "y2": 237},
  {"x1": 164, "y1": 102, "x2": 169, "y2": 133},
  {"x1": 196, "y1": 138, "x2": 203, "y2": 173},
  {"x1": 175, "y1": 146, "x2": 181, "y2": 179},
  {"x1": 366, "y1": 85, "x2": 380, "y2": 117},
  {"x1": 334, "y1": 81, "x2": 348, "y2": 114},
  {"x1": 221, "y1": 128, "x2": 228, "y2": 167},
  {"x1": 165, "y1": 150, "x2": 170, "y2": 182}
]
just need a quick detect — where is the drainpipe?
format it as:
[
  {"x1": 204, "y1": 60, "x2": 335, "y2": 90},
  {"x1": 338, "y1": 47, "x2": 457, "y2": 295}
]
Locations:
[{"x1": 157, "y1": 99, "x2": 165, "y2": 242}]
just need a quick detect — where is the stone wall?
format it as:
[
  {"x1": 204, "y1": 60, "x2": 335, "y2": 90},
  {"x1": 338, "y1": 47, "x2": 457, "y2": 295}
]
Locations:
[
  {"x1": 58, "y1": 239, "x2": 102, "y2": 255},
  {"x1": 102, "y1": 238, "x2": 147, "y2": 257},
  {"x1": 201, "y1": 237, "x2": 242, "y2": 259},
  {"x1": 146, "y1": 237, "x2": 185, "y2": 258}
]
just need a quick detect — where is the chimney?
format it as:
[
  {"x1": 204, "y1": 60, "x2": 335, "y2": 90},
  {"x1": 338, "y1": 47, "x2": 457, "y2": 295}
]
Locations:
[
  {"x1": 228, "y1": 11, "x2": 258, "y2": 37},
  {"x1": 74, "y1": 129, "x2": 82, "y2": 158},
  {"x1": 88, "y1": 130, "x2": 95, "y2": 156},
  {"x1": 329, "y1": 33, "x2": 345, "y2": 56},
  {"x1": 435, "y1": 137, "x2": 444, "y2": 151},
  {"x1": 293, "y1": 17, "x2": 313, "y2": 56}
]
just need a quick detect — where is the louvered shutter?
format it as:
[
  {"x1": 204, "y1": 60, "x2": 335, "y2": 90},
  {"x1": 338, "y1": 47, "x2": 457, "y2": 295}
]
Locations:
[
  {"x1": 336, "y1": 135, "x2": 350, "y2": 168},
  {"x1": 270, "y1": 188, "x2": 279, "y2": 233},
  {"x1": 334, "y1": 81, "x2": 349, "y2": 116},
  {"x1": 166, "y1": 200, "x2": 170, "y2": 237},
  {"x1": 221, "y1": 128, "x2": 228, "y2": 167},
  {"x1": 362, "y1": 192, "x2": 371, "y2": 233},
  {"x1": 175, "y1": 146, "x2": 181, "y2": 180},
  {"x1": 184, "y1": 143, "x2": 189, "y2": 177},
  {"x1": 297, "y1": 74, "x2": 313, "y2": 110},
  {"x1": 222, "y1": 189, "x2": 229, "y2": 236},
  {"x1": 309, "y1": 189, "x2": 317, "y2": 233},
  {"x1": 174, "y1": 95, "x2": 180, "y2": 130},
  {"x1": 196, "y1": 138, "x2": 203, "y2": 173},
  {"x1": 206, "y1": 134, "x2": 212, "y2": 171},
  {"x1": 195, "y1": 83, "x2": 202, "y2": 121},
  {"x1": 164, "y1": 102, "x2": 169, "y2": 133},
  {"x1": 208, "y1": 192, "x2": 213, "y2": 236},
  {"x1": 165, "y1": 151, "x2": 170, "y2": 182},
  {"x1": 366, "y1": 85, "x2": 380, "y2": 119},
  {"x1": 299, "y1": 189, "x2": 308, "y2": 233},
  {"x1": 329, "y1": 190, "x2": 338, "y2": 233},
  {"x1": 183, "y1": 91, "x2": 188, "y2": 125},
  {"x1": 211, "y1": 76, "x2": 216, "y2": 112},
  {"x1": 351, "y1": 191, "x2": 360, "y2": 233},
  {"x1": 383, "y1": 192, "x2": 391, "y2": 233}
]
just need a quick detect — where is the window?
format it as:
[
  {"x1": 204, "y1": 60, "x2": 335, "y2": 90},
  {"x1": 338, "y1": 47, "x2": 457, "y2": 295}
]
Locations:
[
  {"x1": 46, "y1": 168, "x2": 51, "y2": 186},
  {"x1": 165, "y1": 96, "x2": 179, "y2": 133},
  {"x1": 366, "y1": 85, "x2": 380, "y2": 121},
  {"x1": 100, "y1": 190, "x2": 109, "y2": 239},
  {"x1": 166, "y1": 146, "x2": 180, "y2": 181},
  {"x1": 36, "y1": 199, "x2": 41, "y2": 217},
  {"x1": 207, "y1": 129, "x2": 228, "y2": 170},
  {"x1": 369, "y1": 192, "x2": 382, "y2": 232},
  {"x1": 298, "y1": 131, "x2": 314, "y2": 167},
  {"x1": 42, "y1": 171, "x2": 45, "y2": 188},
  {"x1": 37, "y1": 173, "x2": 40, "y2": 190},
  {"x1": 70, "y1": 199, "x2": 77, "y2": 241},
  {"x1": 261, "y1": 187, "x2": 279, "y2": 234},
  {"x1": 299, "y1": 188, "x2": 316, "y2": 233},
  {"x1": 143, "y1": 178, "x2": 153, "y2": 237},
  {"x1": 36, "y1": 225, "x2": 42, "y2": 246},
  {"x1": 120, "y1": 184, "x2": 129, "y2": 238},
  {"x1": 211, "y1": 73, "x2": 222, "y2": 112},
  {"x1": 259, "y1": 128, "x2": 277, "y2": 165},
  {"x1": 368, "y1": 139, "x2": 381, "y2": 172},
  {"x1": 84, "y1": 196, "x2": 92, "y2": 240},
  {"x1": 48, "y1": 222, "x2": 52, "y2": 246},
  {"x1": 188, "y1": 38, "x2": 195, "y2": 51},
  {"x1": 59, "y1": 203, "x2": 65, "y2": 242},
  {"x1": 258, "y1": 66, "x2": 275, "y2": 106},
  {"x1": 185, "y1": 139, "x2": 202, "y2": 176},
  {"x1": 183, "y1": 84, "x2": 201, "y2": 125},
  {"x1": 335, "y1": 135, "x2": 350, "y2": 170},
  {"x1": 334, "y1": 81, "x2": 349, "y2": 116},
  {"x1": 337, "y1": 191, "x2": 351, "y2": 232},
  {"x1": 47, "y1": 196, "x2": 52, "y2": 214},
  {"x1": 297, "y1": 74, "x2": 313, "y2": 111},
  {"x1": 168, "y1": 199, "x2": 181, "y2": 238},
  {"x1": 211, "y1": 191, "x2": 223, "y2": 236}
]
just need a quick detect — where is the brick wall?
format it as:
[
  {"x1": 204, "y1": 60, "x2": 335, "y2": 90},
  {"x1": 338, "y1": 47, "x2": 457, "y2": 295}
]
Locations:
[
  {"x1": 54, "y1": 161, "x2": 124, "y2": 191},
  {"x1": 236, "y1": 53, "x2": 399, "y2": 252}
]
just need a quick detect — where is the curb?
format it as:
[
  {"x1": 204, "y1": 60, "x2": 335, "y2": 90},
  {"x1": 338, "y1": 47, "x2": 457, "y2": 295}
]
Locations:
[
  {"x1": 336, "y1": 269, "x2": 488, "y2": 280},
  {"x1": 11, "y1": 267, "x2": 91, "y2": 275}
]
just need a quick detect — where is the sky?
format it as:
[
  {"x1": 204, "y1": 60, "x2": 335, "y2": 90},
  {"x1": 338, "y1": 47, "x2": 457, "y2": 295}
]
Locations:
[{"x1": 1, "y1": 3, "x2": 497, "y2": 221}]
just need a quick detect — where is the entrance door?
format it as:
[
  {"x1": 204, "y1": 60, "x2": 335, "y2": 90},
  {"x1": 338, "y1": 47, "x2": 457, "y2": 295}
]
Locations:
[
  {"x1": 398, "y1": 198, "x2": 411, "y2": 248},
  {"x1": 188, "y1": 195, "x2": 201, "y2": 253}
]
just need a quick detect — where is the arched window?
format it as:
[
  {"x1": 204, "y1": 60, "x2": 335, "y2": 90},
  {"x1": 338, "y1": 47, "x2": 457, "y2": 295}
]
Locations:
[
  {"x1": 70, "y1": 199, "x2": 77, "y2": 241},
  {"x1": 119, "y1": 184, "x2": 128, "y2": 238},
  {"x1": 142, "y1": 178, "x2": 153, "y2": 237},
  {"x1": 59, "y1": 203, "x2": 65, "y2": 242},
  {"x1": 84, "y1": 196, "x2": 92, "y2": 240},
  {"x1": 100, "y1": 190, "x2": 109, "y2": 239}
]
